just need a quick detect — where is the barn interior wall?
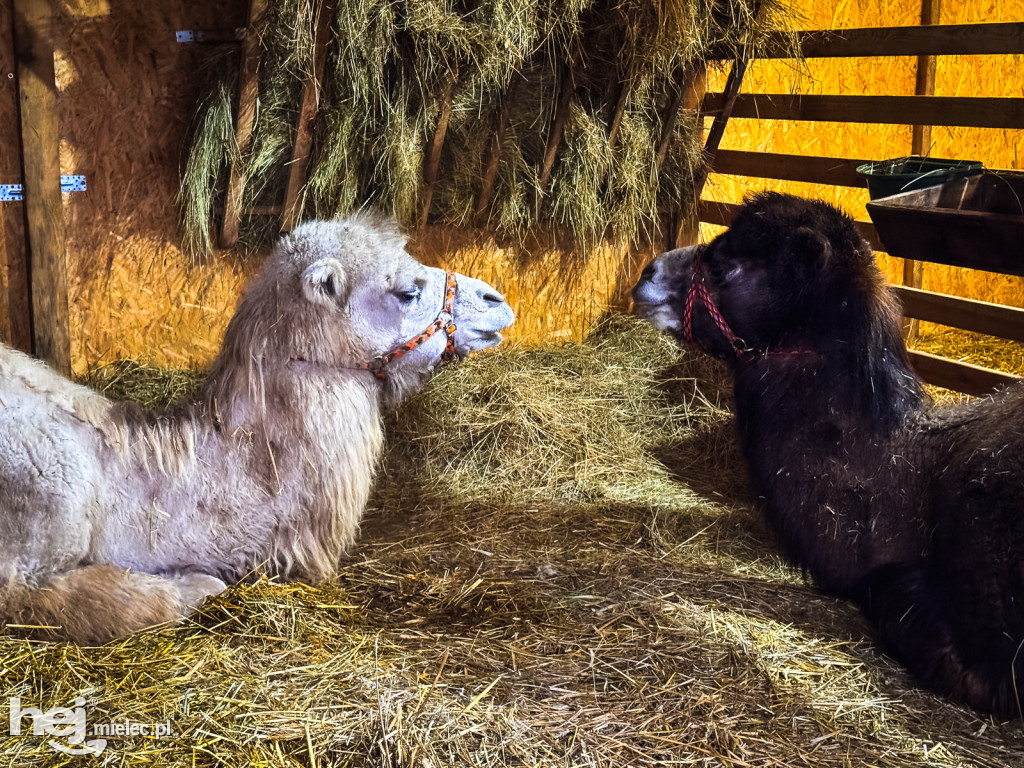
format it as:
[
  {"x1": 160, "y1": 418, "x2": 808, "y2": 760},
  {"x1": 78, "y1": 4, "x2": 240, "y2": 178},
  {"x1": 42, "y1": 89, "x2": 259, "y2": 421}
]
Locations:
[
  {"x1": 31, "y1": 0, "x2": 654, "y2": 374},
  {"x1": 18, "y1": 0, "x2": 247, "y2": 374},
  {"x1": 703, "y1": 0, "x2": 1024, "y2": 312}
]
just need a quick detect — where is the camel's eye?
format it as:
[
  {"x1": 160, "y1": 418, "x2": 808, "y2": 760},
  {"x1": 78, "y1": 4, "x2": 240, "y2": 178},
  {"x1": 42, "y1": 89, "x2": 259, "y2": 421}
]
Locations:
[{"x1": 394, "y1": 280, "x2": 425, "y2": 304}]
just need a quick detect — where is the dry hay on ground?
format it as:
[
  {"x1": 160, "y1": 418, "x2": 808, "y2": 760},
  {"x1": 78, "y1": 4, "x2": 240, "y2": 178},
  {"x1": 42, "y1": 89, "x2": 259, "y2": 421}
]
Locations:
[
  {"x1": 4, "y1": 317, "x2": 1023, "y2": 767},
  {"x1": 911, "y1": 327, "x2": 1024, "y2": 378}
]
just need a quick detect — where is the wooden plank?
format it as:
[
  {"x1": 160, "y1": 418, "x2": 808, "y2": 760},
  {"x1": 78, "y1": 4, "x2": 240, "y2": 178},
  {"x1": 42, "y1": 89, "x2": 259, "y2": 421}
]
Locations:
[
  {"x1": 867, "y1": 200, "x2": 1024, "y2": 276},
  {"x1": 904, "y1": 0, "x2": 941, "y2": 340},
  {"x1": 419, "y1": 74, "x2": 457, "y2": 228},
  {"x1": 692, "y1": 58, "x2": 747, "y2": 199},
  {"x1": 911, "y1": 0, "x2": 941, "y2": 156},
  {"x1": 710, "y1": 22, "x2": 1024, "y2": 59},
  {"x1": 606, "y1": 74, "x2": 630, "y2": 149},
  {"x1": 698, "y1": 199, "x2": 883, "y2": 250},
  {"x1": 682, "y1": 59, "x2": 743, "y2": 249},
  {"x1": 893, "y1": 285, "x2": 1024, "y2": 343},
  {"x1": 656, "y1": 63, "x2": 709, "y2": 169},
  {"x1": 0, "y1": 0, "x2": 30, "y2": 352},
  {"x1": 281, "y1": 0, "x2": 335, "y2": 232},
  {"x1": 538, "y1": 64, "x2": 575, "y2": 189},
  {"x1": 220, "y1": 0, "x2": 268, "y2": 248},
  {"x1": 908, "y1": 350, "x2": 1021, "y2": 395},
  {"x1": 12, "y1": 0, "x2": 70, "y2": 375},
  {"x1": 701, "y1": 93, "x2": 1024, "y2": 129},
  {"x1": 674, "y1": 64, "x2": 707, "y2": 248},
  {"x1": 474, "y1": 87, "x2": 514, "y2": 226},
  {"x1": 711, "y1": 150, "x2": 868, "y2": 187}
]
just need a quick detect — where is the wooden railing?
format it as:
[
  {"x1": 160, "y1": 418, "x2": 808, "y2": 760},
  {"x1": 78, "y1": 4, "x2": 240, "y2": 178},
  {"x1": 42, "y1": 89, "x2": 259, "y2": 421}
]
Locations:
[{"x1": 698, "y1": 21, "x2": 1024, "y2": 396}]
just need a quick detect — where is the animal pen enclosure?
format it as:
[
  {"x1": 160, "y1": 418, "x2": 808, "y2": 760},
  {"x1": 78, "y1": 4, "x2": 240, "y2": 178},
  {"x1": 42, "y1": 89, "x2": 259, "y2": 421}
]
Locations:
[{"x1": 2, "y1": 0, "x2": 1024, "y2": 767}]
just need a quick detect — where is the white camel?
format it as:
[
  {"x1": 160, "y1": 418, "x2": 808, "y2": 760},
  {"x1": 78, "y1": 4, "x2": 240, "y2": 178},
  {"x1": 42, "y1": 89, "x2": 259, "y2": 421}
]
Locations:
[{"x1": 0, "y1": 213, "x2": 514, "y2": 644}]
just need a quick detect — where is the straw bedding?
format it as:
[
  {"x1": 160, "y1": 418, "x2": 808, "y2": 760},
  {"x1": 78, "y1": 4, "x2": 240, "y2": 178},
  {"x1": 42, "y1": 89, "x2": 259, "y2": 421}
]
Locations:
[{"x1": 3, "y1": 317, "x2": 1023, "y2": 766}]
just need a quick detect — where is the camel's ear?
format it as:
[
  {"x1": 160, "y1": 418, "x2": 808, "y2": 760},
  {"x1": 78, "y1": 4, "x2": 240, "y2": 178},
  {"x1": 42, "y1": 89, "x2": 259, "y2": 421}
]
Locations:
[
  {"x1": 302, "y1": 258, "x2": 349, "y2": 309},
  {"x1": 791, "y1": 226, "x2": 832, "y2": 270}
]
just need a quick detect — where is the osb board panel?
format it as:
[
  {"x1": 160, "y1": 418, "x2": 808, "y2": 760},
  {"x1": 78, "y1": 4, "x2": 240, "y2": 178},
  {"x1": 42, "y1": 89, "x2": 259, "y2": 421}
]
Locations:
[
  {"x1": 410, "y1": 228, "x2": 654, "y2": 346},
  {"x1": 46, "y1": 0, "x2": 248, "y2": 373},
  {"x1": 702, "y1": 0, "x2": 1024, "y2": 312}
]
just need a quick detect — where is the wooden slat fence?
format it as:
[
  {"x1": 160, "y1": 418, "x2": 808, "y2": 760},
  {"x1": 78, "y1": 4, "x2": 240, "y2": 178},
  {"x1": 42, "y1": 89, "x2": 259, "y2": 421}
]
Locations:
[{"x1": 698, "y1": 20, "x2": 1024, "y2": 395}]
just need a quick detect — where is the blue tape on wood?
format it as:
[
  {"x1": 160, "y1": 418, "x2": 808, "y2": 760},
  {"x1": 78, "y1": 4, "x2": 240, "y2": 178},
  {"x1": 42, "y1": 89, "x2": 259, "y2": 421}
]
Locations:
[
  {"x1": 0, "y1": 176, "x2": 87, "y2": 201},
  {"x1": 61, "y1": 175, "x2": 87, "y2": 192}
]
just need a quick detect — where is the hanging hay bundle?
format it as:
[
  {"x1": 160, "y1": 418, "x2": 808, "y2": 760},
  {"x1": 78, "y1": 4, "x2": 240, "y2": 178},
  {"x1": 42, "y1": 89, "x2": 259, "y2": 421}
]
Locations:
[{"x1": 179, "y1": 0, "x2": 795, "y2": 258}]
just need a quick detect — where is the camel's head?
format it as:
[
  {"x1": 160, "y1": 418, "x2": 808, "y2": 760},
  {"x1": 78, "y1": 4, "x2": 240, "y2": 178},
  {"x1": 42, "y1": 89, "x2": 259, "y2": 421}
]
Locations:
[{"x1": 224, "y1": 213, "x2": 514, "y2": 406}]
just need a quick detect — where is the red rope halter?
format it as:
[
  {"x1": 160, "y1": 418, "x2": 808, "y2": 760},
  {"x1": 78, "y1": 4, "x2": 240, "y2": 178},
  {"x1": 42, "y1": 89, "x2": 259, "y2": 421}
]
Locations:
[
  {"x1": 682, "y1": 249, "x2": 747, "y2": 357},
  {"x1": 361, "y1": 271, "x2": 459, "y2": 379}
]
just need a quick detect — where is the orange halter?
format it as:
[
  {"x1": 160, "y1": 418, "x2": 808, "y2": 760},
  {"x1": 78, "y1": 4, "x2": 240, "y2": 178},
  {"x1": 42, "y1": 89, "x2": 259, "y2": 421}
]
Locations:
[{"x1": 361, "y1": 271, "x2": 459, "y2": 379}]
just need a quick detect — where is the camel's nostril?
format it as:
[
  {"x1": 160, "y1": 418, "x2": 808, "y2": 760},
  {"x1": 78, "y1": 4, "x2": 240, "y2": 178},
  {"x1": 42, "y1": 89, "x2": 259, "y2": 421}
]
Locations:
[
  {"x1": 639, "y1": 261, "x2": 658, "y2": 284},
  {"x1": 482, "y1": 290, "x2": 505, "y2": 306}
]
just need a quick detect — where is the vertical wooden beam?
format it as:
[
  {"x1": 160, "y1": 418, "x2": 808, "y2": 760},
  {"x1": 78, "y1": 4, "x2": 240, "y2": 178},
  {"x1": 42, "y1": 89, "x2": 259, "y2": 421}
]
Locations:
[
  {"x1": 656, "y1": 63, "x2": 698, "y2": 170},
  {"x1": 904, "y1": 0, "x2": 941, "y2": 339},
  {"x1": 606, "y1": 73, "x2": 630, "y2": 149},
  {"x1": 220, "y1": 0, "x2": 268, "y2": 249},
  {"x1": 474, "y1": 86, "x2": 515, "y2": 227},
  {"x1": 537, "y1": 63, "x2": 575, "y2": 189},
  {"x1": 419, "y1": 73, "x2": 457, "y2": 228},
  {"x1": 0, "y1": 0, "x2": 30, "y2": 352},
  {"x1": 911, "y1": 0, "x2": 941, "y2": 157},
  {"x1": 281, "y1": 0, "x2": 335, "y2": 232},
  {"x1": 675, "y1": 64, "x2": 708, "y2": 248},
  {"x1": 692, "y1": 57, "x2": 746, "y2": 198},
  {"x1": 13, "y1": 0, "x2": 69, "y2": 374}
]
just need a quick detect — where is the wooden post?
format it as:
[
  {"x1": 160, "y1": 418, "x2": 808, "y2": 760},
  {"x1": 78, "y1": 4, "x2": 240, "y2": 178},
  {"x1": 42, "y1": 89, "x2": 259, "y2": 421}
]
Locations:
[
  {"x1": 656, "y1": 64, "x2": 697, "y2": 170},
  {"x1": 0, "y1": 0, "x2": 30, "y2": 352},
  {"x1": 692, "y1": 57, "x2": 746, "y2": 197},
  {"x1": 220, "y1": 0, "x2": 268, "y2": 249},
  {"x1": 474, "y1": 86, "x2": 515, "y2": 227},
  {"x1": 904, "y1": 0, "x2": 941, "y2": 340},
  {"x1": 13, "y1": 0, "x2": 70, "y2": 374},
  {"x1": 674, "y1": 64, "x2": 708, "y2": 248},
  {"x1": 537, "y1": 63, "x2": 575, "y2": 189},
  {"x1": 606, "y1": 73, "x2": 630, "y2": 149},
  {"x1": 419, "y1": 73, "x2": 457, "y2": 228},
  {"x1": 281, "y1": 0, "x2": 335, "y2": 232}
]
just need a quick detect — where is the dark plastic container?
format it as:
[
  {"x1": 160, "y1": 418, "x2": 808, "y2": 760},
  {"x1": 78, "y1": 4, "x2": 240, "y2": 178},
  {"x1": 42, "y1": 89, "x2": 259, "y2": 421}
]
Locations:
[
  {"x1": 865, "y1": 170, "x2": 1024, "y2": 277},
  {"x1": 856, "y1": 156, "x2": 984, "y2": 200}
]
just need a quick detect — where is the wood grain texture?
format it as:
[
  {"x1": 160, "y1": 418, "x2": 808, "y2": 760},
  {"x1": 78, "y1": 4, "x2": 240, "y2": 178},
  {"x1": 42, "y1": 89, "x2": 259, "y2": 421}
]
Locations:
[
  {"x1": 909, "y1": 350, "x2": 1021, "y2": 395},
  {"x1": 13, "y1": 0, "x2": 70, "y2": 374},
  {"x1": 710, "y1": 22, "x2": 1024, "y2": 59},
  {"x1": 220, "y1": 0, "x2": 268, "y2": 248},
  {"x1": 281, "y1": 0, "x2": 334, "y2": 232},
  {"x1": 894, "y1": 285, "x2": 1024, "y2": 343},
  {"x1": 701, "y1": 93, "x2": 1024, "y2": 130},
  {"x1": 0, "y1": 0, "x2": 29, "y2": 351},
  {"x1": 712, "y1": 150, "x2": 869, "y2": 187}
]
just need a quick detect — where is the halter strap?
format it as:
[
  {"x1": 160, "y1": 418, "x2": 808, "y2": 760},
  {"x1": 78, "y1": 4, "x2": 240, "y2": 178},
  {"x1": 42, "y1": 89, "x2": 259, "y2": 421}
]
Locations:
[
  {"x1": 360, "y1": 271, "x2": 459, "y2": 379},
  {"x1": 682, "y1": 249, "x2": 747, "y2": 357}
]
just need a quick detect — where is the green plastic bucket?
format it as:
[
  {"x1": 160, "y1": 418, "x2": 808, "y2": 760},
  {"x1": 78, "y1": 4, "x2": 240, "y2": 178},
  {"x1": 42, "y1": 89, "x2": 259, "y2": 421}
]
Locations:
[{"x1": 856, "y1": 156, "x2": 984, "y2": 200}]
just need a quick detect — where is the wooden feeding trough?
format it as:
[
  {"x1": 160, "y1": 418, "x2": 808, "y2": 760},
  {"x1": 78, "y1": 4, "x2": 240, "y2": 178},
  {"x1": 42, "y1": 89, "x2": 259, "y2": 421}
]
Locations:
[
  {"x1": 866, "y1": 170, "x2": 1024, "y2": 277},
  {"x1": 863, "y1": 169, "x2": 1024, "y2": 395}
]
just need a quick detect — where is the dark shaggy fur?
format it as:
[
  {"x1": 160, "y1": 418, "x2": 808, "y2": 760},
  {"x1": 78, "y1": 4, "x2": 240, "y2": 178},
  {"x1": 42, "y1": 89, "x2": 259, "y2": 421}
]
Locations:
[{"x1": 633, "y1": 192, "x2": 1024, "y2": 718}]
